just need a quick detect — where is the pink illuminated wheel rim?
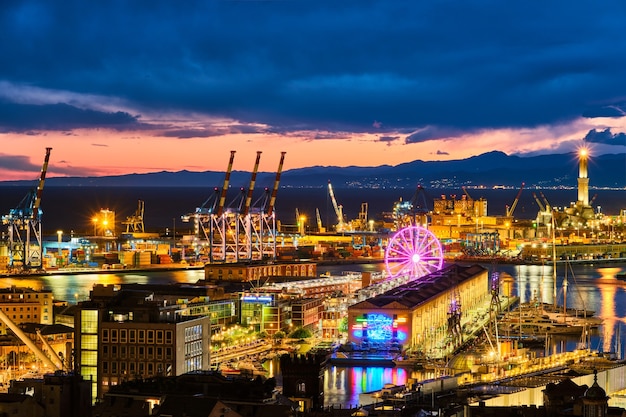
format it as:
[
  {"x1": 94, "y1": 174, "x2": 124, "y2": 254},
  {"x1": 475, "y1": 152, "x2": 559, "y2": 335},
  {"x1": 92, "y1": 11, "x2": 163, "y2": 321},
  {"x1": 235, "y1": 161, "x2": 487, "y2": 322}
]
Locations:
[{"x1": 385, "y1": 225, "x2": 444, "y2": 279}]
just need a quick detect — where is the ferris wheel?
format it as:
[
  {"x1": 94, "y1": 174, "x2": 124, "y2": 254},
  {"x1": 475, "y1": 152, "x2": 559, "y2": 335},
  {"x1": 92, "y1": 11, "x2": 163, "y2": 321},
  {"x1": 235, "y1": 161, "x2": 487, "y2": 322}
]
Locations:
[{"x1": 384, "y1": 225, "x2": 444, "y2": 279}]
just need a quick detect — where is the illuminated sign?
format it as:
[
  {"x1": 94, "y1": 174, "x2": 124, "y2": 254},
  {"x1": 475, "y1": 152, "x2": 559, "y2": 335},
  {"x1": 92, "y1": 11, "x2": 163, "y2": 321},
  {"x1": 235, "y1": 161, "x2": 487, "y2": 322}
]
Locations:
[
  {"x1": 351, "y1": 313, "x2": 408, "y2": 342},
  {"x1": 241, "y1": 295, "x2": 273, "y2": 304}
]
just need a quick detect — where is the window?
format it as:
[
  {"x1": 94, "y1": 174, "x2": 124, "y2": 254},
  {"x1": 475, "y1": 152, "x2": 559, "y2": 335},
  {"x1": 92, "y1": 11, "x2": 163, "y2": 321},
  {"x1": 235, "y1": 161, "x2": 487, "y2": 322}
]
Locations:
[
  {"x1": 156, "y1": 330, "x2": 163, "y2": 344},
  {"x1": 297, "y1": 381, "x2": 306, "y2": 394},
  {"x1": 165, "y1": 331, "x2": 172, "y2": 344},
  {"x1": 147, "y1": 330, "x2": 154, "y2": 344},
  {"x1": 139, "y1": 330, "x2": 145, "y2": 343},
  {"x1": 111, "y1": 329, "x2": 118, "y2": 343},
  {"x1": 120, "y1": 329, "x2": 127, "y2": 343},
  {"x1": 129, "y1": 330, "x2": 136, "y2": 343}
]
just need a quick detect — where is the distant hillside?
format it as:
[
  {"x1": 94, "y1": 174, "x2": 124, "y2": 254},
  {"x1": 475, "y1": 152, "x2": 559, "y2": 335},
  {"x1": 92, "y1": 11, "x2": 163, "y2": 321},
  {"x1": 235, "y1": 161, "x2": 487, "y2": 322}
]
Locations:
[{"x1": 3, "y1": 151, "x2": 625, "y2": 189}]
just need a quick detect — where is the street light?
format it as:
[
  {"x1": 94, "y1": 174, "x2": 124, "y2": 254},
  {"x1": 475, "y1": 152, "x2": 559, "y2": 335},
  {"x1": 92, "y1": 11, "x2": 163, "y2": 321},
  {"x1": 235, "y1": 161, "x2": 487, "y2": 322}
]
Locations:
[
  {"x1": 92, "y1": 217, "x2": 98, "y2": 236},
  {"x1": 56, "y1": 230, "x2": 63, "y2": 263}
]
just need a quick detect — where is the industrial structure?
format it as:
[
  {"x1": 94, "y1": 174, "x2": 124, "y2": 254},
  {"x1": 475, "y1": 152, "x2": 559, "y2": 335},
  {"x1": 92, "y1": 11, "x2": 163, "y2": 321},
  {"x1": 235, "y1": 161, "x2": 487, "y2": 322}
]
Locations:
[
  {"x1": 185, "y1": 151, "x2": 286, "y2": 263},
  {"x1": 2, "y1": 147, "x2": 52, "y2": 271},
  {"x1": 122, "y1": 200, "x2": 145, "y2": 234}
]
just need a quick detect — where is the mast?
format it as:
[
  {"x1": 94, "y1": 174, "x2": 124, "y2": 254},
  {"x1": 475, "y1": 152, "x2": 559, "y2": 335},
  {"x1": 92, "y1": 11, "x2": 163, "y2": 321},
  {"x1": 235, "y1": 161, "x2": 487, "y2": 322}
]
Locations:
[{"x1": 552, "y1": 210, "x2": 557, "y2": 308}]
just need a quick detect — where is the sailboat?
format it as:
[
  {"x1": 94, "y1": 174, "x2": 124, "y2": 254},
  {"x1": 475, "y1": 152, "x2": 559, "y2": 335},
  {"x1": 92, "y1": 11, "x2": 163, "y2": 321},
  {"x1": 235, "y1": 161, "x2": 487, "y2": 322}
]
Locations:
[{"x1": 498, "y1": 212, "x2": 602, "y2": 339}]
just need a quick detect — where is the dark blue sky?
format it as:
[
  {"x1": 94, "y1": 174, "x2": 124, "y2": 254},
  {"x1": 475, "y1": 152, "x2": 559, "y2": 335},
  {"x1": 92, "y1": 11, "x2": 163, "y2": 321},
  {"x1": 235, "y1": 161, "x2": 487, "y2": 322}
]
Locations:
[{"x1": 1, "y1": 1, "x2": 626, "y2": 179}]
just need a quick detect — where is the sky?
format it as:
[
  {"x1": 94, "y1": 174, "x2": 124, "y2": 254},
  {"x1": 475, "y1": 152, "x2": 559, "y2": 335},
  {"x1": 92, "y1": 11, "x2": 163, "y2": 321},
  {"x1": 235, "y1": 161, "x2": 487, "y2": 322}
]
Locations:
[{"x1": 2, "y1": 1, "x2": 626, "y2": 181}]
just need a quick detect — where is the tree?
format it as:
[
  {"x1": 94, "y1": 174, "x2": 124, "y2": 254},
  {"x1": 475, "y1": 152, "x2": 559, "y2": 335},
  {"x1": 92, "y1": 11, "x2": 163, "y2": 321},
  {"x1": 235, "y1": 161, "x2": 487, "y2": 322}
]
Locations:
[
  {"x1": 272, "y1": 331, "x2": 286, "y2": 343},
  {"x1": 339, "y1": 317, "x2": 348, "y2": 334},
  {"x1": 289, "y1": 327, "x2": 312, "y2": 339}
]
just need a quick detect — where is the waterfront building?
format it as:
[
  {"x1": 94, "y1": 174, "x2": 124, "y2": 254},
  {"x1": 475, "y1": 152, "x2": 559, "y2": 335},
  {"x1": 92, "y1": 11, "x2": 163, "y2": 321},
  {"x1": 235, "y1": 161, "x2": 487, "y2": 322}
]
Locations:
[
  {"x1": 204, "y1": 261, "x2": 316, "y2": 282},
  {"x1": 520, "y1": 242, "x2": 626, "y2": 262},
  {"x1": 347, "y1": 264, "x2": 490, "y2": 355},
  {"x1": 0, "y1": 286, "x2": 53, "y2": 334},
  {"x1": 320, "y1": 295, "x2": 351, "y2": 340},
  {"x1": 239, "y1": 292, "x2": 291, "y2": 335},
  {"x1": 74, "y1": 285, "x2": 213, "y2": 402},
  {"x1": 290, "y1": 298, "x2": 324, "y2": 335}
]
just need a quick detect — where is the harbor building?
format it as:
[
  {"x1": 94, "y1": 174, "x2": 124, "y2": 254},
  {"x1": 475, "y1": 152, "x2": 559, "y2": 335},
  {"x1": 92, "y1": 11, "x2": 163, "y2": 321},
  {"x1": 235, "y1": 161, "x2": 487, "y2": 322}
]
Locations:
[
  {"x1": 204, "y1": 261, "x2": 317, "y2": 282},
  {"x1": 347, "y1": 264, "x2": 490, "y2": 356},
  {"x1": 74, "y1": 284, "x2": 214, "y2": 402}
]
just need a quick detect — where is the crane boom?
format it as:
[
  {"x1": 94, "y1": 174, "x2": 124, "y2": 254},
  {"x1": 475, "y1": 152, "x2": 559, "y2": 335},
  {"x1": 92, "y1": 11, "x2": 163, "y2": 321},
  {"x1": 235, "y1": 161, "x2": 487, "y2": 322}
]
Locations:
[
  {"x1": 506, "y1": 182, "x2": 525, "y2": 217},
  {"x1": 267, "y1": 152, "x2": 286, "y2": 217},
  {"x1": 242, "y1": 151, "x2": 262, "y2": 216},
  {"x1": 32, "y1": 147, "x2": 52, "y2": 216},
  {"x1": 316, "y1": 208, "x2": 323, "y2": 232},
  {"x1": 532, "y1": 192, "x2": 546, "y2": 212},
  {"x1": 327, "y1": 181, "x2": 344, "y2": 231},
  {"x1": 216, "y1": 151, "x2": 236, "y2": 217}
]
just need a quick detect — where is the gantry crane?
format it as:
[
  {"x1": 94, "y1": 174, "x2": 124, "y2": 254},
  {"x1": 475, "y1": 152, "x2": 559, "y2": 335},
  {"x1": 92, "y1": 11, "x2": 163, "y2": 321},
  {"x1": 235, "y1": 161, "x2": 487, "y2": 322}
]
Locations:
[
  {"x1": 2, "y1": 147, "x2": 52, "y2": 271},
  {"x1": 327, "y1": 181, "x2": 346, "y2": 232},
  {"x1": 393, "y1": 184, "x2": 431, "y2": 229},
  {"x1": 122, "y1": 200, "x2": 145, "y2": 233},
  {"x1": 188, "y1": 151, "x2": 285, "y2": 263}
]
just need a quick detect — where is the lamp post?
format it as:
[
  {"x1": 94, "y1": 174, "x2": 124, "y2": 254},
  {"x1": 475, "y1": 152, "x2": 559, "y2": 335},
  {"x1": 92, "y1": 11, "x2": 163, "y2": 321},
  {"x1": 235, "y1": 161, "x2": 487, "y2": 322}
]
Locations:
[
  {"x1": 92, "y1": 217, "x2": 98, "y2": 237},
  {"x1": 56, "y1": 230, "x2": 63, "y2": 264}
]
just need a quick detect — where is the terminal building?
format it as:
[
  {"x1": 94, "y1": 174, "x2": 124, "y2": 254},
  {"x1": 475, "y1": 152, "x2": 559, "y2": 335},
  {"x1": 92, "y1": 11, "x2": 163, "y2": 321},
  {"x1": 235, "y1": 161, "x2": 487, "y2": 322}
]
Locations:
[{"x1": 347, "y1": 264, "x2": 490, "y2": 356}]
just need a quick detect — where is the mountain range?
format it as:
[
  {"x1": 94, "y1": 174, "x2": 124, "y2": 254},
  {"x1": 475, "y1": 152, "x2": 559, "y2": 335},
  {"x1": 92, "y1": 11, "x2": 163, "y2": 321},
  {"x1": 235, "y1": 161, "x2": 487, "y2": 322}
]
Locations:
[{"x1": 3, "y1": 151, "x2": 626, "y2": 189}]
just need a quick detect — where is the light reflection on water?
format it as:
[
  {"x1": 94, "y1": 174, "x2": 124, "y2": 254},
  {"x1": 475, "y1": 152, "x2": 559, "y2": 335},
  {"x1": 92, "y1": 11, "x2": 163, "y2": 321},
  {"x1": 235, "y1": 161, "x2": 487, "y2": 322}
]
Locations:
[{"x1": 0, "y1": 269, "x2": 205, "y2": 302}]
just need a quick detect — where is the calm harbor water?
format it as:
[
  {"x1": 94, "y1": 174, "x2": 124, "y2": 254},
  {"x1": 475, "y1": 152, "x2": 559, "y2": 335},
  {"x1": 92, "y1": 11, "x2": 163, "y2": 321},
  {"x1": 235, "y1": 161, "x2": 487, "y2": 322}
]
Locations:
[{"x1": 2, "y1": 261, "x2": 625, "y2": 406}]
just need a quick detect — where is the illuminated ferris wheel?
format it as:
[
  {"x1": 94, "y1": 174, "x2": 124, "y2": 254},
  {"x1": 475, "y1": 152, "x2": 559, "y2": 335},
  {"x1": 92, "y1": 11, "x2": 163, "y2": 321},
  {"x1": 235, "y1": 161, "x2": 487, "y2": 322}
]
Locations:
[{"x1": 384, "y1": 225, "x2": 444, "y2": 279}]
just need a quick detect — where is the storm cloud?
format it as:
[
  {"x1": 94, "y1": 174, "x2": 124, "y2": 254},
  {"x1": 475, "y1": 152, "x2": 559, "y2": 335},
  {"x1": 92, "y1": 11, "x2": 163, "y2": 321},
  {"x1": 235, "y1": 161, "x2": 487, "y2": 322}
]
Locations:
[{"x1": 1, "y1": 1, "x2": 626, "y2": 137}]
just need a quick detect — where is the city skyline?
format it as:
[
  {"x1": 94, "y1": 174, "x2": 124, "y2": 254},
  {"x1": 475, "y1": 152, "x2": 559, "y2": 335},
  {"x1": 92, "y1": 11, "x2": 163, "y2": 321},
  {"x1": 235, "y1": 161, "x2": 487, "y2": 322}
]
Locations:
[{"x1": 2, "y1": 2, "x2": 626, "y2": 181}]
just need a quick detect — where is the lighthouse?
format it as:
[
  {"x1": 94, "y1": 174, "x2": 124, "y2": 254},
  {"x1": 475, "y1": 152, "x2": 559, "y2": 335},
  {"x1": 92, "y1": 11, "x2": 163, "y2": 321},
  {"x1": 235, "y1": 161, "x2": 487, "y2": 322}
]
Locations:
[{"x1": 577, "y1": 147, "x2": 589, "y2": 207}]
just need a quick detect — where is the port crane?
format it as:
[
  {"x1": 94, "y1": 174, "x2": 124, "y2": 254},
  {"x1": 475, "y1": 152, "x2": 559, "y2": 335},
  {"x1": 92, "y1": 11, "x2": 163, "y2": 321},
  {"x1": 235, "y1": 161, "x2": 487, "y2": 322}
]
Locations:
[
  {"x1": 327, "y1": 181, "x2": 346, "y2": 232},
  {"x1": 505, "y1": 182, "x2": 525, "y2": 218},
  {"x1": 316, "y1": 208, "x2": 325, "y2": 233},
  {"x1": 2, "y1": 147, "x2": 52, "y2": 271},
  {"x1": 393, "y1": 184, "x2": 430, "y2": 229},
  {"x1": 122, "y1": 200, "x2": 145, "y2": 233},
  {"x1": 188, "y1": 151, "x2": 285, "y2": 263}
]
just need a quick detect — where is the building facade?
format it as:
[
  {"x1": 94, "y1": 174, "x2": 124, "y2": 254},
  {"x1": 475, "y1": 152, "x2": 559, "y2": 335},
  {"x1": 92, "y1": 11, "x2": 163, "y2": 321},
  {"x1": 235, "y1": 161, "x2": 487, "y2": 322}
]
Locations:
[
  {"x1": 75, "y1": 286, "x2": 213, "y2": 402},
  {"x1": 204, "y1": 262, "x2": 317, "y2": 282},
  {"x1": 0, "y1": 286, "x2": 53, "y2": 335},
  {"x1": 347, "y1": 264, "x2": 490, "y2": 356}
]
